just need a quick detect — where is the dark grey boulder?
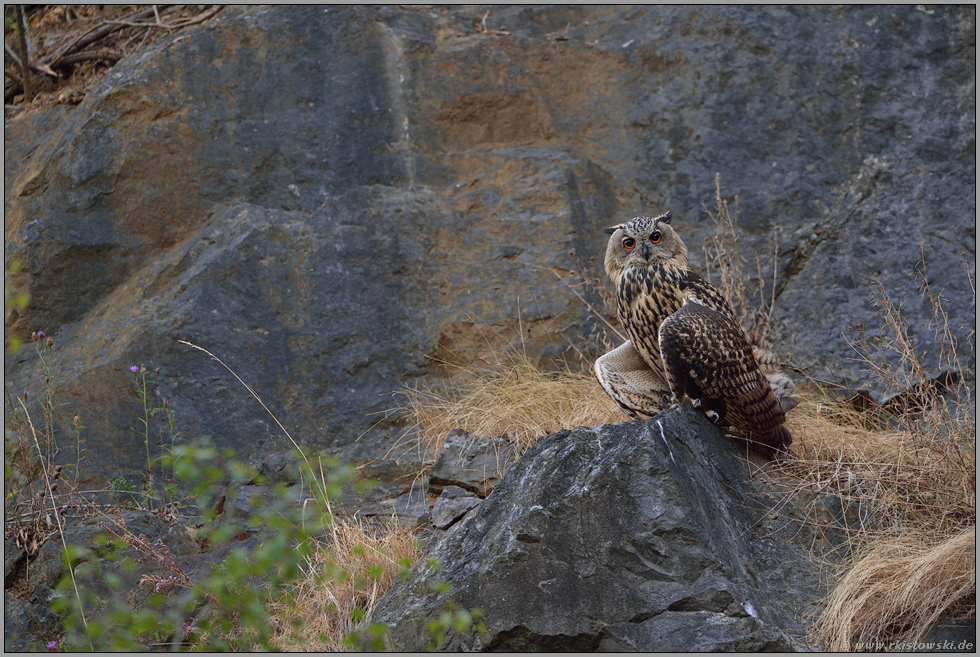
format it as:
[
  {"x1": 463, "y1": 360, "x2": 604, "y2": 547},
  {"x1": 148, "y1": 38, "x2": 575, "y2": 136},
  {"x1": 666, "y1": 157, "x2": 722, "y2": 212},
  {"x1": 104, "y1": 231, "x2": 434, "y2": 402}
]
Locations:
[
  {"x1": 430, "y1": 485, "x2": 482, "y2": 530},
  {"x1": 429, "y1": 429, "x2": 519, "y2": 498},
  {"x1": 4, "y1": 591, "x2": 61, "y2": 652},
  {"x1": 373, "y1": 404, "x2": 828, "y2": 651}
]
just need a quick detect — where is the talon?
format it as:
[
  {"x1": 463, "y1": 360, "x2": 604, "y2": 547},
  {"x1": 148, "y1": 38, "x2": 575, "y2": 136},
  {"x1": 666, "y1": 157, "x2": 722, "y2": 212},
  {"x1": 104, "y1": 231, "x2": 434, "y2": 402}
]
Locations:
[
  {"x1": 660, "y1": 393, "x2": 679, "y2": 409},
  {"x1": 705, "y1": 410, "x2": 720, "y2": 423},
  {"x1": 691, "y1": 398, "x2": 701, "y2": 409}
]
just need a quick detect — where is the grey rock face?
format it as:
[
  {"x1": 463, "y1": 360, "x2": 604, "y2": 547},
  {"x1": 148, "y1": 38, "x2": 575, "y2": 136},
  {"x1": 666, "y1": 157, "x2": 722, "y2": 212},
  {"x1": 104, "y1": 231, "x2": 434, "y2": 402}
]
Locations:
[
  {"x1": 3, "y1": 4, "x2": 974, "y2": 501},
  {"x1": 373, "y1": 404, "x2": 828, "y2": 651}
]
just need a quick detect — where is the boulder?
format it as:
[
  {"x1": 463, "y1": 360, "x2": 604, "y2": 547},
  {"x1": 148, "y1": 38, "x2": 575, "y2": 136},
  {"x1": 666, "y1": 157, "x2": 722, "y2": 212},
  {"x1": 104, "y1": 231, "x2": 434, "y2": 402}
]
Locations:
[
  {"x1": 373, "y1": 404, "x2": 829, "y2": 651},
  {"x1": 430, "y1": 485, "x2": 482, "y2": 530},
  {"x1": 4, "y1": 591, "x2": 61, "y2": 652},
  {"x1": 429, "y1": 429, "x2": 519, "y2": 498}
]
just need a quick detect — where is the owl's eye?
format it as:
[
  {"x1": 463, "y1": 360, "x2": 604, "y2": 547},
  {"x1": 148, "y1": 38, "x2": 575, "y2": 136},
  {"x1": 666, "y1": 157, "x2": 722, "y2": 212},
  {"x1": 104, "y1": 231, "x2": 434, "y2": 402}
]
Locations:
[
  {"x1": 622, "y1": 237, "x2": 636, "y2": 250},
  {"x1": 650, "y1": 231, "x2": 662, "y2": 244}
]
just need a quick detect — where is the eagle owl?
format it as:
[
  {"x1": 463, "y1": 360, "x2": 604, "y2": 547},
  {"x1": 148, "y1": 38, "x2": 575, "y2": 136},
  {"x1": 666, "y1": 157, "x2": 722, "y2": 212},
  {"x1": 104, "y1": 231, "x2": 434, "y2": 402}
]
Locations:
[{"x1": 594, "y1": 212, "x2": 793, "y2": 457}]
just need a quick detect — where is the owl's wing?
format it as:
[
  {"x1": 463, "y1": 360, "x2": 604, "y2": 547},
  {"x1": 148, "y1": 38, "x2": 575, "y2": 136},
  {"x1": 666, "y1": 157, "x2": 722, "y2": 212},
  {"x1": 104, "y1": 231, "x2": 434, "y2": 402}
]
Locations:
[
  {"x1": 658, "y1": 301, "x2": 791, "y2": 453},
  {"x1": 594, "y1": 340, "x2": 669, "y2": 419}
]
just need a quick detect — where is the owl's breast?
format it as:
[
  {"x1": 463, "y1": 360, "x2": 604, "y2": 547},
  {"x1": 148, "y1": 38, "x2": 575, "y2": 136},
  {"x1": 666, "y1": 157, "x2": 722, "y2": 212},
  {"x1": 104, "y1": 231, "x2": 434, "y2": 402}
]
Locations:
[{"x1": 616, "y1": 265, "x2": 684, "y2": 369}]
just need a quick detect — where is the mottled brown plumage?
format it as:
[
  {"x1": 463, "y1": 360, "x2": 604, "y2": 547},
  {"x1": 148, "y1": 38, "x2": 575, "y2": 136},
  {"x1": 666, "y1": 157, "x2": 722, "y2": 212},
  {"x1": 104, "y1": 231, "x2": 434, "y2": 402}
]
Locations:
[{"x1": 593, "y1": 212, "x2": 792, "y2": 456}]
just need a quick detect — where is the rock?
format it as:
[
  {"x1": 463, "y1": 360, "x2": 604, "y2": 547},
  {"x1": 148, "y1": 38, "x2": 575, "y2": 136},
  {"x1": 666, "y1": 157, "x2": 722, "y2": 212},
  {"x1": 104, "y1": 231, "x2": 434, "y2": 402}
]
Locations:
[
  {"x1": 772, "y1": 154, "x2": 976, "y2": 394},
  {"x1": 914, "y1": 617, "x2": 977, "y2": 653},
  {"x1": 430, "y1": 486, "x2": 482, "y2": 530},
  {"x1": 3, "y1": 5, "x2": 974, "y2": 492},
  {"x1": 373, "y1": 404, "x2": 828, "y2": 651},
  {"x1": 6, "y1": 509, "x2": 200, "y2": 601},
  {"x1": 4, "y1": 591, "x2": 61, "y2": 652},
  {"x1": 336, "y1": 458, "x2": 430, "y2": 521},
  {"x1": 249, "y1": 451, "x2": 300, "y2": 486},
  {"x1": 4, "y1": 539, "x2": 25, "y2": 583},
  {"x1": 429, "y1": 430, "x2": 519, "y2": 498}
]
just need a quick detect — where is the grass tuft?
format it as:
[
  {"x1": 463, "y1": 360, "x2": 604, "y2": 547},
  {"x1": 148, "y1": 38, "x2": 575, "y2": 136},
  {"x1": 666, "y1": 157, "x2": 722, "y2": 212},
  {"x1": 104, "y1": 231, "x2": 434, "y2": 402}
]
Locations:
[
  {"x1": 814, "y1": 528, "x2": 976, "y2": 651},
  {"x1": 271, "y1": 514, "x2": 423, "y2": 651},
  {"x1": 395, "y1": 350, "x2": 625, "y2": 464}
]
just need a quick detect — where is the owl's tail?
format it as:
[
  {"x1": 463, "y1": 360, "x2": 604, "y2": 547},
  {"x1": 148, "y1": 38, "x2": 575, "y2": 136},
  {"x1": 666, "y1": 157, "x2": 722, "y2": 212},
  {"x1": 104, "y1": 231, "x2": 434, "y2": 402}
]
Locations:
[
  {"x1": 769, "y1": 425, "x2": 793, "y2": 450},
  {"x1": 736, "y1": 424, "x2": 793, "y2": 459}
]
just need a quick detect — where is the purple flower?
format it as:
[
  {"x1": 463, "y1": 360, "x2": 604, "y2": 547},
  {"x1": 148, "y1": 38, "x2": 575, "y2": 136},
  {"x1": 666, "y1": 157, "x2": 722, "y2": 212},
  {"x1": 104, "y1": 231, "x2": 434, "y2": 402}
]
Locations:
[
  {"x1": 37, "y1": 330, "x2": 45, "y2": 338},
  {"x1": 130, "y1": 365, "x2": 139, "y2": 373},
  {"x1": 46, "y1": 640, "x2": 57, "y2": 649}
]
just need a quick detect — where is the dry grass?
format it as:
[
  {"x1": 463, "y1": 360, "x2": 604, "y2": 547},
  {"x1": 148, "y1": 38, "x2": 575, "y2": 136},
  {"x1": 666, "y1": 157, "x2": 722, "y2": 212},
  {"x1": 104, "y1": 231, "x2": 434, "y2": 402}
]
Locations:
[
  {"x1": 777, "y1": 265, "x2": 976, "y2": 650},
  {"x1": 815, "y1": 528, "x2": 976, "y2": 651},
  {"x1": 271, "y1": 513, "x2": 423, "y2": 652},
  {"x1": 395, "y1": 351, "x2": 625, "y2": 464}
]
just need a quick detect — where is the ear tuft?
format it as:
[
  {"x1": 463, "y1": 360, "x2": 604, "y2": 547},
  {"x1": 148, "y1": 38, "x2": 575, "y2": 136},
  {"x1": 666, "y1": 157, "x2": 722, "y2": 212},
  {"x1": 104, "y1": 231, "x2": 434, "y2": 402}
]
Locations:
[
  {"x1": 660, "y1": 211, "x2": 672, "y2": 225},
  {"x1": 603, "y1": 224, "x2": 623, "y2": 235}
]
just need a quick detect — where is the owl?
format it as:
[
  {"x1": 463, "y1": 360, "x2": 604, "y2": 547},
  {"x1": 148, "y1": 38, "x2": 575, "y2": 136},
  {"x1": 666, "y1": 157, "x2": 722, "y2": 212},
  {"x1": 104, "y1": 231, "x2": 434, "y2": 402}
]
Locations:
[{"x1": 594, "y1": 212, "x2": 794, "y2": 457}]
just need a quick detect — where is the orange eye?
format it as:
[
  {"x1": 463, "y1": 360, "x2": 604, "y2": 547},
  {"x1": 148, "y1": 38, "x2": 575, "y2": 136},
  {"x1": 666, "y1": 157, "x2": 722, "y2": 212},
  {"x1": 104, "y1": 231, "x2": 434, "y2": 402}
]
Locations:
[
  {"x1": 650, "y1": 231, "x2": 662, "y2": 244},
  {"x1": 622, "y1": 237, "x2": 635, "y2": 249}
]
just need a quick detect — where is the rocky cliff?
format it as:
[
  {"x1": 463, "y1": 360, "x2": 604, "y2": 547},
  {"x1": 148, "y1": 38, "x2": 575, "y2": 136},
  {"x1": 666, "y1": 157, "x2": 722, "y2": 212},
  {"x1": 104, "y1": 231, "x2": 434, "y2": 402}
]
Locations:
[{"x1": 5, "y1": 4, "x2": 974, "y2": 487}]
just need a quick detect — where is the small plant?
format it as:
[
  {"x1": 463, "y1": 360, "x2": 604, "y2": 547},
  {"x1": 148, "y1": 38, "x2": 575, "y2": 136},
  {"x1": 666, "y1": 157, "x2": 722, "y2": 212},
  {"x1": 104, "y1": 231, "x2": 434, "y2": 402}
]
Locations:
[
  {"x1": 54, "y1": 440, "x2": 350, "y2": 651},
  {"x1": 4, "y1": 258, "x2": 29, "y2": 354},
  {"x1": 108, "y1": 476, "x2": 139, "y2": 507},
  {"x1": 421, "y1": 575, "x2": 486, "y2": 652}
]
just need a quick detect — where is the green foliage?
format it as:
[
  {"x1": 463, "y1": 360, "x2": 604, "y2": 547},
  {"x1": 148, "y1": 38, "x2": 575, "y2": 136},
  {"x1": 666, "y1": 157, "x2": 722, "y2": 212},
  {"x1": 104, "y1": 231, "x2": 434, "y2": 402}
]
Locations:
[
  {"x1": 55, "y1": 441, "x2": 351, "y2": 651},
  {"x1": 4, "y1": 259, "x2": 29, "y2": 355},
  {"x1": 422, "y1": 594, "x2": 485, "y2": 652},
  {"x1": 109, "y1": 476, "x2": 139, "y2": 506}
]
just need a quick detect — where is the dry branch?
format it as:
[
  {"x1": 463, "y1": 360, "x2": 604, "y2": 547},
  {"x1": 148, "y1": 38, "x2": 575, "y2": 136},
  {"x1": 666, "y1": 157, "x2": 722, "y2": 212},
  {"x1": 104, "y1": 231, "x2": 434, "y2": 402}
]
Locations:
[{"x1": 4, "y1": 6, "x2": 225, "y2": 105}]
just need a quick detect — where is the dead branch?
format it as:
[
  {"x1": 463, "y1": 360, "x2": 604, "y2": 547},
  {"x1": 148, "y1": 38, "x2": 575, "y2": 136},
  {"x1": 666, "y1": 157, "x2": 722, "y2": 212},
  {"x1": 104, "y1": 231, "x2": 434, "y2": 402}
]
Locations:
[
  {"x1": 4, "y1": 41, "x2": 23, "y2": 69},
  {"x1": 43, "y1": 5, "x2": 181, "y2": 69},
  {"x1": 15, "y1": 5, "x2": 32, "y2": 100},
  {"x1": 56, "y1": 50, "x2": 123, "y2": 67},
  {"x1": 4, "y1": 65, "x2": 23, "y2": 87},
  {"x1": 5, "y1": 6, "x2": 225, "y2": 105},
  {"x1": 166, "y1": 5, "x2": 225, "y2": 29}
]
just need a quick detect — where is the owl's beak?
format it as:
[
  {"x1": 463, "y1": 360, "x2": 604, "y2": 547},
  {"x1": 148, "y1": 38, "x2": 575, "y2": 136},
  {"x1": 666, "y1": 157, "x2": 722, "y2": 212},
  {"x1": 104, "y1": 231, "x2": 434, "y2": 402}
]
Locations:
[{"x1": 641, "y1": 243, "x2": 650, "y2": 260}]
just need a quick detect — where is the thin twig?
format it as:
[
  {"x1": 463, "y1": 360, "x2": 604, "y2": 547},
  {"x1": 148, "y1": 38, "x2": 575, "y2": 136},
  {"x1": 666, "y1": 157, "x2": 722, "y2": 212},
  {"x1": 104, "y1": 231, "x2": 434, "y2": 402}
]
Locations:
[
  {"x1": 177, "y1": 339, "x2": 328, "y2": 503},
  {"x1": 17, "y1": 396, "x2": 92, "y2": 650},
  {"x1": 5, "y1": 41, "x2": 24, "y2": 69},
  {"x1": 15, "y1": 5, "x2": 33, "y2": 101}
]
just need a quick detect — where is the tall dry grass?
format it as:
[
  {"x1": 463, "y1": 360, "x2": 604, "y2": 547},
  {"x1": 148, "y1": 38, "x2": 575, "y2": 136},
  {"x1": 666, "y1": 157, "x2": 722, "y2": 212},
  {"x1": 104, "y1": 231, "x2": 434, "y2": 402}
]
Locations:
[
  {"x1": 271, "y1": 513, "x2": 423, "y2": 651},
  {"x1": 815, "y1": 528, "x2": 975, "y2": 652},
  {"x1": 791, "y1": 269, "x2": 976, "y2": 650}
]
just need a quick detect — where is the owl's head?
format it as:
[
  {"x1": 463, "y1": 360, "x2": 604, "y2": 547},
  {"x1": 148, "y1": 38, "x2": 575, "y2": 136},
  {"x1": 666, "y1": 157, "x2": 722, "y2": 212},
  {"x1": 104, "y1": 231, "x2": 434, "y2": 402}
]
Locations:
[{"x1": 603, "y1": 212, "x2": 688, "y2": 280}]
